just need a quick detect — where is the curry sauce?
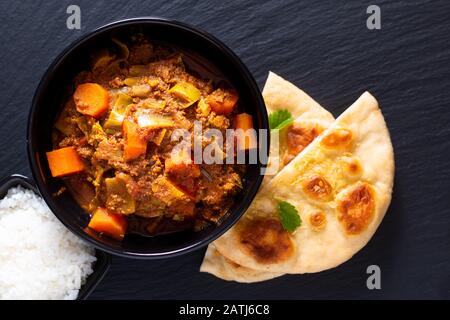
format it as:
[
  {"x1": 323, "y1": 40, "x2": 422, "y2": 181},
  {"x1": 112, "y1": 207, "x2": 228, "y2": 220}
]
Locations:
[{"x1": 48, "y1": 36, "x2": 252, "y2": 240}]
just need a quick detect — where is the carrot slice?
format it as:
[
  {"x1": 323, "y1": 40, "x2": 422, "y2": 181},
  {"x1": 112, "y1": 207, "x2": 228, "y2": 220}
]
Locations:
[
  {"x1": 123, "y1": 120, "x2": 147, "y2": 161},
  {"x1": 206, "y1": 89, "x2": 238, "y2": 115},
  {"x1": 234, "y1": 113, "x2": 257, "y2": 150},
  {"x1": 46, "y1": 146, "x2": 85, "y2": 177},
  {"x1": 88, "y1": 207, "x2": 128, "y2": 240},
  {"x1": 165, "y1": 148, "x2": 200, "y2": 178},
  {"x1": 165, "y1": 149, "x2": 200, "y2": 199},
  {"x1": 73, "y1": 83, "x2": 110, "y2": 118}
]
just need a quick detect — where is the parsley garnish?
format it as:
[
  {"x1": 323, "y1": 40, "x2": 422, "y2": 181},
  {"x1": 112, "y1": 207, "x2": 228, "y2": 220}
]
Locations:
[
  {"x1": 269, "y1": 109, "x2": 294, "y2": 130},
  {"x1": 277, "y1": 200, "x2": 301, "y2": 232}
]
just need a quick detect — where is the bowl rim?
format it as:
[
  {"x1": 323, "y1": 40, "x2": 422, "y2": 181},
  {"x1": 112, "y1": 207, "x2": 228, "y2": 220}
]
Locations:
[
  {"x1": 0, "y1": 174, "x2": 111, "y2": 300},
  {"x1": 27, "y1": 17, "x2": 269, "y2": 259}
]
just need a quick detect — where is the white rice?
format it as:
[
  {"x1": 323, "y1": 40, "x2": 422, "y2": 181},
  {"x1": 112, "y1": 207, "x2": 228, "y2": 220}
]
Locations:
[{"x1": 0, "y1": 186, "x2": 96, "y2": 300}]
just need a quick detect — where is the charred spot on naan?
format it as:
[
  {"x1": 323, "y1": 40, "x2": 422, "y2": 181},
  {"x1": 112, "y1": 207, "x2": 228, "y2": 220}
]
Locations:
[
  {"x1": 309, "y1": 211, "x2": 327, "y2": 231},
  {"x1": 320, "y1": 128, "x2": 353, "y2": 150},
  {"x1": 341, "y1": 156, "x2": 363, "y2": 177},
  {"x1": 283, "y1": 123, "x2": 324, "y2": 165},
  {"x1": 302, "y1": 175, "x2": 333, "y2": 201},
  {"x1": 239, "y1": 218, "x2": 294, "y2": 264},
  {"x1": 336, "y1": 182, "x2": 375, "y2": 235}
]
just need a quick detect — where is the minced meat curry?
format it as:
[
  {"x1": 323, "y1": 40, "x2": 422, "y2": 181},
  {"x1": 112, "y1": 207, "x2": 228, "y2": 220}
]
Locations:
[{"x1": 46, "y1": 36, "x2": 255, "y2": 240}]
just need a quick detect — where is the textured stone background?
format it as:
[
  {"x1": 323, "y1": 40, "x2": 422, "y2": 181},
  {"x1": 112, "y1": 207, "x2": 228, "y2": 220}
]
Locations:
[{"x1": 1, "y1": 0, "x2": 449, "y2": 299}]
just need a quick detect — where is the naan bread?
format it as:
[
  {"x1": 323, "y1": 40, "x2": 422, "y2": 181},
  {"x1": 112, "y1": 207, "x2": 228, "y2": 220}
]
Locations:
[
  {"x1": 263, "y1": 72, "x2": 332, "y2": 119},
  {"x1": 200, "y1": 72, "x2": 335, "y2": 281},
  {"x1": 264, "y1": 72, "x2": 334, "y2": 178},
  {"x1": 200, "y1": 244, "x2": 283, "y2": 282},
  {"x1": 213, "y1": 92, "x2": 394, "y2": 274}
]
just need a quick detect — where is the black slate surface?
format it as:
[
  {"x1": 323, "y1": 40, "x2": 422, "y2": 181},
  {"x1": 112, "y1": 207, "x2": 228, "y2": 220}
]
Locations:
[{"x1": 1, "y1": 0, "x2": 449, "y2": 299}]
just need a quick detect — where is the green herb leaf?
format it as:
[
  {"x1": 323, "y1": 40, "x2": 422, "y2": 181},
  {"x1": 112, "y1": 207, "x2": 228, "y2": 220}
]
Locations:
[
  {"x1": 277, "y1": 200, "x2": 301, "y2": 232},
  {"x1": 269, "y1": 109, "x2": 294, "y2": 130}
]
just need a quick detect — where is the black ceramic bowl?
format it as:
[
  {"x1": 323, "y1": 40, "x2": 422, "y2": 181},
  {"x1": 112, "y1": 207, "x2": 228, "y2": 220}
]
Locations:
[
  {"x1": 27, "y1": 18, "x2": 269, "y2": 259},
  {"x1": 0, "y1": 174, "x2": 111, "y2": 300}
]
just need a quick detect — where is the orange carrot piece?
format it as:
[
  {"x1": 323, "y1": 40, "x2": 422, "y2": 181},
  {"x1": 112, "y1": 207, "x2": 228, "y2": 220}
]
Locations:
[
  {"x1": 165, "y1": 149, "x2": 200, "y2": 199},
  {"x1": 73, "y1": 83, "x2": 110, "y2": 118},
  {"x1": 222, "y1": 91, "x2": 238, "y2": 114},
  {"x1": 206, "y1": 89, "x2": 238, "y2": 115},
  {"x1": 46, "y1": 146, "x2": 85, "y2": 177},
  {"x1": 234, "y1": 113, "x2": 257, "y2": 150},
  {"x1": 123, "y1": 120, "x2": 147, "y2": 161},
  {"x1": 88, "y1": 207, "x2": 128, "y2": 240},
  {"x1": 165, "y1": 149, "x2": 200, "y2": 178}
]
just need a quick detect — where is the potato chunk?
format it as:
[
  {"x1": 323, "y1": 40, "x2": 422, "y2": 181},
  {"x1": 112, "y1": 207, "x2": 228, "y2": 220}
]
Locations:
[{"x1": 151, "y1": 176, "x2": 195, "y2": 217}]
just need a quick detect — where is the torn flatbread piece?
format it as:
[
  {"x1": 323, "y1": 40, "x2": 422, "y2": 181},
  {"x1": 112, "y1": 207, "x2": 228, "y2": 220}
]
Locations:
[{"x1": 214, "y1": 92, "x2": 394, "y2": 274}]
